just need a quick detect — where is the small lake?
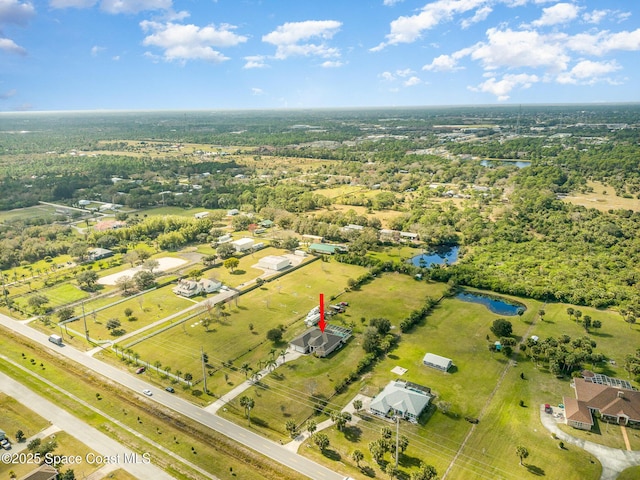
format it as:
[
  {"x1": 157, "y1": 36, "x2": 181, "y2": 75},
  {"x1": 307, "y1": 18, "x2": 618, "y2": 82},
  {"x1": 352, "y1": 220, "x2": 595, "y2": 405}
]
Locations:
[
  {"x1": 480, "y1": 159, "x2": 531, "y2": 169},
  {"x1": 410, "y1": 246, "x2": 459, "y2": 267},
  {"x1": 455, "y1": 291, "x2": 525, "y2": 316}
]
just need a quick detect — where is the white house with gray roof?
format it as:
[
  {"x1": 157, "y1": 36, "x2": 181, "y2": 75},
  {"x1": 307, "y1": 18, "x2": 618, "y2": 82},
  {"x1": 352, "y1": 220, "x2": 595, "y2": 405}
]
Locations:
[{"x1": 369, "y1": 380, "x2": 433, "y2": 423}]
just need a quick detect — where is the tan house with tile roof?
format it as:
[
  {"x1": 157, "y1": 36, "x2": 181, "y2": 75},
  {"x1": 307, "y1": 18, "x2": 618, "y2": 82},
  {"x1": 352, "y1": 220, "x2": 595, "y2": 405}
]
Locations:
[{"x1": 564, "y1": 377, "x2": 640, "y2": 430}]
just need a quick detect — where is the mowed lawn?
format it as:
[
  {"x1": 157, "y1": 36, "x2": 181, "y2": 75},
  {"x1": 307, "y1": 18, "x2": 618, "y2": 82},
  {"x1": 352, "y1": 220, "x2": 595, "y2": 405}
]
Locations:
[
  {"x1": 77, "y1": 284, "x2": 196, "y2": 341},
  {"x1": 217, "y1": 273, "x2": 449, "y2": 441},
  {"x1": 0, "y1": 393, "x2": 49, "y2": 440},
  {"x1": 128, "y1": 259, "x2": 369, "y2": 396},
  {"x1": 13, "y1": 282, "x2": 91, "y2": 313},
  {"x1": 298, "y1": 291, "x2": 606, "y2": 480}
]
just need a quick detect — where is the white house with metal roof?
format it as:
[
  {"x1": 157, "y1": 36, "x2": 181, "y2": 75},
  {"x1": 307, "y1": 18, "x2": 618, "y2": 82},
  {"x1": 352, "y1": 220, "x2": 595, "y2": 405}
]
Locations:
[{"x1": 369, "y1": 380, "x2": 433, "y2": 423}]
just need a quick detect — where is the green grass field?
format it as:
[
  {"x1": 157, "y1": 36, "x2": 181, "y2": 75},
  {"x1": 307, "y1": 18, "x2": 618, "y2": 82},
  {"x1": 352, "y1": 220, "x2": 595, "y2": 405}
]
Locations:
[
  {"x1": 0, "y1": 393, "x2": 49, "y2": 441},
  {"x1": 126, "y1": 259, "x2": 369, "y2": 398},
  {"x1": 294, "y1": 288, "x2": 609, "y2": 480}
]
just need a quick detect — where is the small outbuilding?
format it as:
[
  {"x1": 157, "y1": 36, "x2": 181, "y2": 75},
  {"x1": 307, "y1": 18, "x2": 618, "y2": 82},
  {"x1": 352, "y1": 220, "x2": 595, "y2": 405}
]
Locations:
[
  {"x1": 422, "y1": 353, "x2": 453, "y2": 372},
  {"x1": 258, "y1": 255, "x2": 291, "y2": 271},
  {"x1": 88, "y1": 247, "x2": 114, "y2": 261},
  {"x1": 231, "y1": 237, "x2": 254, "y2": 252},
  {"x1": 194, "y1": 211, "x2": 209, "y2": 219}
]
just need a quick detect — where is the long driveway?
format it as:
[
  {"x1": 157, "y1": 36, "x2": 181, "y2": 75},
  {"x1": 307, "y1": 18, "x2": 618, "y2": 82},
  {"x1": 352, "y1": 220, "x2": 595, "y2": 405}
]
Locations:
[{"x1": 0, "y1": 313, "x2": 341, "y2": 480}]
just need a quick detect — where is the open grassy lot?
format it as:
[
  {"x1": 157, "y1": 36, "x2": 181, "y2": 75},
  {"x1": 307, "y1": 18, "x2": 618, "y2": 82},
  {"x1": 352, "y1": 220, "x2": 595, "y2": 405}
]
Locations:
[
  {"x1": 137, "y1": 206, "x2": 228, "y2": 218},
  {"x1": 216, "y1": 274, "x2": 447, "y2": 442},
  {"x1": 101, "y1": 469, "x2": 139, "y2": 480},
  {"x1": 0, "y1": 326, "x2": 306, "y2": 480},
  {"x1": 13, "y1": 282, "x2": 91, "y2": 313},
  {"x1": 313, "y1": 204, "x2": 406, "y2": 229},
  {"x1": 127, "y1": 259, "x2": 368, "y2": 398},
  {"x1": 67, "y1": 284, "x2": 196, "y2": 341},
  {"x1": 296, "y1": 288, "x2": 605, "y2": 480},
  {"x1": 563, "y1": 180, "x2": 640, "y2": 212},
  {"x1": 0, "y1": 393, "x2": 49, "y2": 440},
  {"x1": 0, "y1": 204, "x2": 58, "y2": 223}
]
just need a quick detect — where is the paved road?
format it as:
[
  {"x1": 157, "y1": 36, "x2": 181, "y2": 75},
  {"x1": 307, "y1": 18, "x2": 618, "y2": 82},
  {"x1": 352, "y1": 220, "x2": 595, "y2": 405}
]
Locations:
[
  {"x1": 0, "y1": 313, "x2": 342, "y2": 480},
  {"x1": 0, "y1": 371, "x2": 174, "y2": 480},
  {"x1": 539, "y1": 404, "x2": 640, "y2": 480}
]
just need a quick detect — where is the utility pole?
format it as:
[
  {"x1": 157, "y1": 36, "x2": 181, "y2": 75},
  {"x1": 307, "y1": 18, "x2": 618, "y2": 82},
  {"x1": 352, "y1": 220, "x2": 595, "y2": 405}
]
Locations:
[
  {"x1": 395, "y1": 413, "x2": 400, "y2": 469},
  {"x1": 82, "y1": 301, "x2": 89, "y2": 342},
  {"x1": 201, "y1": 347, "x2": 208, "y2": 394}
]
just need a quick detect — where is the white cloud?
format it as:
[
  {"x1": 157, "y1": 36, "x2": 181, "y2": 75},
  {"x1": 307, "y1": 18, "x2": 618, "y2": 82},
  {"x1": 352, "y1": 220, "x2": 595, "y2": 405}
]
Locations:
[
  {"x1": 470, "y1": 27, "x2": 570, "y2": 72},
  {"x1": 0, "y1": 0, "x2": 35, "y2": 25},
  {"x1": 101, "y1": 0, "x2": 171, "y2": 14},
  {"x1": 582, "y1": 9, "x2": 607, "y2": 25},
  {"x1": 396, "y1": 68, "x2": 414, "y2": 77},
  {"x1": 566, "y1": 28, "x2": 640, "y2": 56},
  {"x1": 321, "y1": 60, "x2": 343, "y2": 68},
  {"x1": 141, "y1": 20, "x2": 247, "y2": 63},
  {"x1": 470, "y1": 73, "x2": 539, "y2": 100},
  {"x1": 243, "y1": 55, "x2": 268, "y2": 69},
  {"x1": 372, "y1": 0, "x2": 488, "y2": 49},
  {"x1": 423, "y1": 53, "x2": 464, "y2": 71},
  {"x1": 51, "y1": 0, "x2": 170, "y2": 12},
  {"x1": 112, "y1": 55, "x2": 120, "y2": 60},
  {"x1": 531, "y1": 2, "x2": 580, "y2": 27},
  {"x1": 379, "y1": 70, "x2": 422, "y2": 87},
  {"x1": 461, "y1": 5, "x2": 492, "y2": 29},
  {"x1": 251, "y1": 87, "x2": 263, "y2": 95},
  {"x1": 403, "y1": 76, "x2": 422, "y2": 86},
  {"x1": 91, "y1": 45, "x2": 105, "y2": 56},
  {"x1": 556, "y1": 59, "x2": 621, "y2": 84},
  {"x1": 0, "y1": 36, "x2": 26, "y2": 55},
  {"x1": 50, "y1": 0, "x2": 96, "y2": 8},
  {"x1": 379, "y1": 71, "x2": 396, "y2": 81},
  {"x1": 383, "y1": 0, "x2": 404, "y2": 5},
  {"x1": 262, "y1": 20, "x2": 342, "y2": 60}
]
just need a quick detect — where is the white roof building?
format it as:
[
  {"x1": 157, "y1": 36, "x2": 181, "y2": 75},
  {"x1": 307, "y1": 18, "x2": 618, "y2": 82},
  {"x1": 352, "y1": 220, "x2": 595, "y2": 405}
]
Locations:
[
  {"x1": 369, "y1": 380, "x2": 433, "y2": 422},
  {"x1": 422, "y1": 353, "x2": 453, "y2": 372},
  {"x1": 258, "y1": 255, "x2": 291, "y2": 271},
  {"x1": 231, "y1": 237, "x2": 254, "y2": 252}
]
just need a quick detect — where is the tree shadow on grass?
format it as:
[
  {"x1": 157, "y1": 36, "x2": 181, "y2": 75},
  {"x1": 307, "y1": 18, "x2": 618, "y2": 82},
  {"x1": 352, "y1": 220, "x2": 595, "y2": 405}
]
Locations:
[
  {"x1": 360, "y1": 466, "x2": 376, "y2": 477},
  {"x1": 321, "y1": 449, "x2": 341, "y2": 461},
  {"x1": 525, "y1": 464, "x2": 545, "y2": 476},
  {"x1": 399, "y1": 454, "x2": 423, "y2": 469},
  {"x1": 231, "y1": 270, "x2": 246, "y2": 275},
  {"x1": 343, "y1": 425, "x2": 362, "y2": 443},
  {"x1": 249, "y1": 417, "x2": 269, "y2": 429}
]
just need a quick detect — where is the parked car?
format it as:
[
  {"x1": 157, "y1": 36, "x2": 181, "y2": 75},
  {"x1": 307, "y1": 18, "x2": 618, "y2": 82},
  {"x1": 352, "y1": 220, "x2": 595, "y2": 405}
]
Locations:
[
  {"x1": 165, "y1": 387, "x2": 175, "y2": 393},
  {"x1": 142, "y1": 389, "x2": 153, "y2": 396},
  {"x1": 135, "y1": 367, "x2": 145, "y2": 374},
  {"x1": 339, "y1": 301, "x2": 349, "y2": 307},
  {"x1": 1, "y1": 438, "x2": 11, "y2": 450}
]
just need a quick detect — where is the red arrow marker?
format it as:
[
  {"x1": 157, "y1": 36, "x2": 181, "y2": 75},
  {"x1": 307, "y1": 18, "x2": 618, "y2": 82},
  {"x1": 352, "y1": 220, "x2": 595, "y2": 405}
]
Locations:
[{"x1": 319, "y1": 293, "x2": 326, "y2": 333}]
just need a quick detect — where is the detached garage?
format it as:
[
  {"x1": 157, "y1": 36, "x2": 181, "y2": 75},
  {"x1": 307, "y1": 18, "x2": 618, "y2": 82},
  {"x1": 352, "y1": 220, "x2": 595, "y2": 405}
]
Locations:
[{"x1": 258, "y1": 255, "x2": 291, "y2": 271}]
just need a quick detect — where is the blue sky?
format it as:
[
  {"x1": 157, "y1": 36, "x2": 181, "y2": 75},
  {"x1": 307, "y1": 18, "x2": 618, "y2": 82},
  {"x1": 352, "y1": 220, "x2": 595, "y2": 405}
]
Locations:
[{"x1": 1, "y1": 0, "x2": 639, "y2": 111}]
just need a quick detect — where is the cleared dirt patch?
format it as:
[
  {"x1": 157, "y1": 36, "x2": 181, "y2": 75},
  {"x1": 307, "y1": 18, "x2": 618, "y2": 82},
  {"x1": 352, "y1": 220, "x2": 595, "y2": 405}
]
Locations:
[{"x1": 98, "y1": 257, "x2": 187, "y2": 285}]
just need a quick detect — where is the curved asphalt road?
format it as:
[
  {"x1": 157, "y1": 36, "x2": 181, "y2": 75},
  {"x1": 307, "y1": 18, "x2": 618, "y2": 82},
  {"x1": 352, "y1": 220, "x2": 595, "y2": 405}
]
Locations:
[{"x1": 0, "y1": 313, "x2": 342, "y2": 480}]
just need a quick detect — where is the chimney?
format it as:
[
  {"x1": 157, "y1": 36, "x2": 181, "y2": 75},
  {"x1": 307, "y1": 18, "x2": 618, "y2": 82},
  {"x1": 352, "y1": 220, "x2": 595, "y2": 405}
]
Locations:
[{"x1": 617, "y1": 390, "x2": 625, "y2": 399}]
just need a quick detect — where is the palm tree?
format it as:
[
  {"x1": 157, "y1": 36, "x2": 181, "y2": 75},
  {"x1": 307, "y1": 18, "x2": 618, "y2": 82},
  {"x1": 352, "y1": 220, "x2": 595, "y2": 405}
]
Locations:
[
  {"x1": 351, "y1": 449, "x2": 364, "y2": 468},
  {"x1": 306, "y1": 420, "x2": 317, "y2": 436},
  {"x1": 154, "y1": 360, "x2": 162, "y2": 373},
  {"x1": 279, "y1": 349, "x2": 287, "y2": 364},
  {"x1": 175, "y1": 369, "x2": 182, "y2": 381},
  {"x1": 266, "y1": 358, "x2": 277, "y2": 372},
  {"x1": 239, "y1": 396, "x2": 255, "y2": 425},
  {"x1": 269, "y1": 348, "x2": 277, "y2": 360},
  {"x1": 516, "y1": 445, "x2": 529, "y2": 466},
  {"x1": 240, "y1": 363, "x2": 252, "y2": 378}
]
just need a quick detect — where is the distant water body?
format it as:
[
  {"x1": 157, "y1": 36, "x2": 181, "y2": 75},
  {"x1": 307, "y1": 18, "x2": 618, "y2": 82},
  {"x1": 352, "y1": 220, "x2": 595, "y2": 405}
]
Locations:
[{"x1": 455, "y1": 291, "x2": 525, "y2": 316}]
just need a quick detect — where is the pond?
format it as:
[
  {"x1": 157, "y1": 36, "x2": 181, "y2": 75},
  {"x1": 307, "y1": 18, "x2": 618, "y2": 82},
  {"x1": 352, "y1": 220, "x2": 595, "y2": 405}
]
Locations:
[
  {"x1": 410, "y1": 246, "x2": 459, "y2": 267},
  {"x1": 455, "y1": 291, "x2": 525, "y2": 316},
  {"x1": 480, "y1": 159, "x2": 531, "y2": 169}
]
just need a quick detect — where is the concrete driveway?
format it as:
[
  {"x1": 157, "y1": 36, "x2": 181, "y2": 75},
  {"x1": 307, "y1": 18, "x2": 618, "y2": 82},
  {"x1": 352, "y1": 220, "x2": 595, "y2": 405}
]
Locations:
[{"x1": 539, "y1": 404, "x2": 640, "y2": 480}]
